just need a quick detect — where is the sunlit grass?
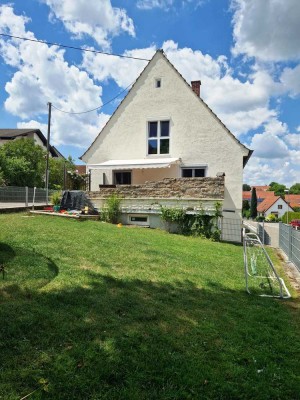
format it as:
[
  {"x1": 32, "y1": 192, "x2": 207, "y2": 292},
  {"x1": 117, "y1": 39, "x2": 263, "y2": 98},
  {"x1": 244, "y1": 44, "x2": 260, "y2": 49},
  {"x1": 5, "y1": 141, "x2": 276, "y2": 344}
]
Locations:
[{"x1": 0, "y1": 213, "x2": 299, "y2": 399}]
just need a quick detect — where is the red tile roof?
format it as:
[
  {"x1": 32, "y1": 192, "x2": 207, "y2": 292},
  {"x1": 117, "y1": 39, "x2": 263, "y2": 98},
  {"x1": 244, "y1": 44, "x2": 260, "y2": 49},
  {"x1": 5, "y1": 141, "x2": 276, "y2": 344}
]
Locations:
[
  {"x1": 257, "y1": 196, "x2": 281, "y2": 213},
  {"x1": 285, "y1": 194, "x2": 300, "y2": 205},
  {"x1": 243, "y1": 190, "x2": 275, "y2": 200},
  {"x1": 251, "y1": 185, "x2": 270, "y2": 192}
]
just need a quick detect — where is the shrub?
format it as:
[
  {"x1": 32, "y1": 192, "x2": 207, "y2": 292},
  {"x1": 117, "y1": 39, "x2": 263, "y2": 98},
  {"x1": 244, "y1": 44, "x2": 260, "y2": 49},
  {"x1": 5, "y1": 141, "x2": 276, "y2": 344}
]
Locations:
[
  {"x1": 101, "y1": 195, "x2": 121, "y2": 224},
  {"x1": 265, "y1": 214, "x2": 277, "y2": 222},
  {"x1": 282, "y1": 211, "x2": 300, "y2": 224},
  {"x1": 256, "y1": 215, "x2": 265, "y2": 222},
  {"x1": 160, "y1": 202, "x2": 221, "y2": 240},
  {"x1": 50, "y1": 191, "x2": 61, "y2": 206}
]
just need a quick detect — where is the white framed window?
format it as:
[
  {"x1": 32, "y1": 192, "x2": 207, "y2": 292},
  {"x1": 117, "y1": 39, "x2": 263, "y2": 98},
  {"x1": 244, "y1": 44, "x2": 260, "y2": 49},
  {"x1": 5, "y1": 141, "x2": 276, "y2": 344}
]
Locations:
[
  {"x1": 181, "y1": 167, "x2": 206, "y2": 177},
  {"x1": 147, "y1": 120, "x2": 170, "y2": 155}
]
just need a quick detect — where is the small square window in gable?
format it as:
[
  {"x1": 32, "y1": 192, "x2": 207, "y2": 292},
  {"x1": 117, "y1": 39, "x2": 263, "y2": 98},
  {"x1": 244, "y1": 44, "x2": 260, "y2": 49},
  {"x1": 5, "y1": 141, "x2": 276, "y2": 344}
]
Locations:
[{"x1": 155, "y1": 78, "x2": 161, "y2": 88}]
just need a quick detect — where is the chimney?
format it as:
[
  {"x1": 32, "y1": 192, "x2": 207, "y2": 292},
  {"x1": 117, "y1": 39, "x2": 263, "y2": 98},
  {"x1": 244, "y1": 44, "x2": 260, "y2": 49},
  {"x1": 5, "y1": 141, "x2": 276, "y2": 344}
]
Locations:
[{"x1": 191, "y1": 80, "x2": 201, "y2": 97}]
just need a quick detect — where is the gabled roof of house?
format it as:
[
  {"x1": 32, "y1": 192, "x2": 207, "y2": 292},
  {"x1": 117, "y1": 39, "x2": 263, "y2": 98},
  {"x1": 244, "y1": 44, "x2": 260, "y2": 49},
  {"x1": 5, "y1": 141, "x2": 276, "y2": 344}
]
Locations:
[
  {"x1": 81, "y1": 50, "x2": 253, "y2": 164},
  {"x1": 0, "y1": 128, "x2": 63, "y2": 158},
  {"x1": 257, "y1": 196, "x2": 281, "y2": 212},
  {"x1": 257, "y1": 196, "x2": 293, "y2": 213}
]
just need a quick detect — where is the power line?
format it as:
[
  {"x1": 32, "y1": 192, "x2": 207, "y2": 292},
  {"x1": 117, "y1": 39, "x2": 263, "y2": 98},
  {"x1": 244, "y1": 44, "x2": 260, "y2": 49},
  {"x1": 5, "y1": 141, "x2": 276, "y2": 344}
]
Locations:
[
  {"x1": 52, "y1": 81, "x2": 135, "y2": 114},
  {"x1": 0, "y1": 33, "x2": 151, "y2": 61}
]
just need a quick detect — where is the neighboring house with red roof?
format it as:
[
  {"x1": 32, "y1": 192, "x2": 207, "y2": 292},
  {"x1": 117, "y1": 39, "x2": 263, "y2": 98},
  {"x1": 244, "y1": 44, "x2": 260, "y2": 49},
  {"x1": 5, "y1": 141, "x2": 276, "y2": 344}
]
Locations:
[
  {"x1": 243, "y1": 190, "x2": 275, "y2": 204},
  {"x1": 251, "y1": 185, "x2": 270, "y2": 192},
  {"x1": 285, "y1": 194, "x2": 300, "y2": 210},
  {"x1": 257, "y1": 196, "x2": 293, "y2": 218}
]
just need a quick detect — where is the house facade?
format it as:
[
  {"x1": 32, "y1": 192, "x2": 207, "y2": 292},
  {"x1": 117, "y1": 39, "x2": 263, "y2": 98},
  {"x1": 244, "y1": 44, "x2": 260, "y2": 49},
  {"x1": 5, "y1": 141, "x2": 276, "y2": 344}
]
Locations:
[
  {"x1": 257, "y1": 196, "x2": 293, "y2": 218},
  {"x1": 0, "y1": 129, "x2": 63, "y2": 158},
  {"x1": 81, "y1": 50, "x2": 252, "y2": 241}
]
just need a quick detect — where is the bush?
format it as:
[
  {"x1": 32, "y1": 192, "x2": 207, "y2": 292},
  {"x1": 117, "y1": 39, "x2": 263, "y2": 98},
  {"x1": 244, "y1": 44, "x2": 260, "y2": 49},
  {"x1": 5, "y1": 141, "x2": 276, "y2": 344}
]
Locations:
[
  {"x1": 50, "y1": 191, "x2": 61, "y2": 206},
  {"x1": 282, "y1": 211, "x2": 300, "y2": 224},
  {"x1": 265, "y1": 214, "x2": 277, "y2": 222},
  {"x1": 160, "y1": 202, "x2": 221, "y2": 240},
  {"x1": 243, "y1": 209, "x2": 250, "y2": 219},
  {"x1": 101, "y1": 195, "x2": 121, "y2": 224},
  {"x1": 256, "y1": 215, "x2": 265, "y2": 222}
]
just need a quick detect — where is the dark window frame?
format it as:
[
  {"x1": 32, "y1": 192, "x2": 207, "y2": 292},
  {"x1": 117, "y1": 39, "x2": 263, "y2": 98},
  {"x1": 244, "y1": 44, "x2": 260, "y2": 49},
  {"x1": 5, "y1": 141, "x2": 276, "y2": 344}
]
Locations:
[{"x1": 113, "y1": 170, "x2": 132, "y2": 185}]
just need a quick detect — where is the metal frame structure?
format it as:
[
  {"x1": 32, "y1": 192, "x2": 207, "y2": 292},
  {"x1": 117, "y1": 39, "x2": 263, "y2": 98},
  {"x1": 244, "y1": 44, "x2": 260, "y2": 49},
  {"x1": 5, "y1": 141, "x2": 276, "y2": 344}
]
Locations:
[{"x1": 243, "y1": 230, "x2": 291, "y2": 299}]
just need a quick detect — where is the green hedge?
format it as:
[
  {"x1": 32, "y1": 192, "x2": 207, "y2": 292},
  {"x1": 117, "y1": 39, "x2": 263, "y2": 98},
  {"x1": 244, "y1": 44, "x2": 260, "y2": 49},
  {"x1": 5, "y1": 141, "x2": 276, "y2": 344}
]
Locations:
[{"x1": 282, "y1": 211, "x2": 300, "y2": 224}]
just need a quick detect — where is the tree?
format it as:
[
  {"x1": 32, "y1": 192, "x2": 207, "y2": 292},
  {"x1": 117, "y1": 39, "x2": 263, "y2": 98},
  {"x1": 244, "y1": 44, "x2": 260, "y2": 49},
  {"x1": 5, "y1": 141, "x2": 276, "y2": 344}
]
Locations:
[
  {"x1": 0, "y1": 138, "x2": 45, "y2": 187},
  {"x1": 243, "y1": 183, "x2": 251, "y2": 191},
  {"x1": 268, "y1": 181, "x2": 287, "y2": 196},
  {"x1": 49, "y1": 156, "x2": 75, "y2": 190},
  {"x1": 250, "y1": 188, "x2": 257, "y2": 219},
  {"x1": 289, "y1": 183, "x2": 300, "y2": 194}
]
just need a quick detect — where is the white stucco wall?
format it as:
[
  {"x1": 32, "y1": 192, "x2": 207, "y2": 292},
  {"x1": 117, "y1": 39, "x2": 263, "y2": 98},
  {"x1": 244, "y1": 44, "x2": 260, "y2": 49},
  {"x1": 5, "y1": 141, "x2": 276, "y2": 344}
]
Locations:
[{"x1": 83, "y1": 51, "x2": 250, "y2": 215}]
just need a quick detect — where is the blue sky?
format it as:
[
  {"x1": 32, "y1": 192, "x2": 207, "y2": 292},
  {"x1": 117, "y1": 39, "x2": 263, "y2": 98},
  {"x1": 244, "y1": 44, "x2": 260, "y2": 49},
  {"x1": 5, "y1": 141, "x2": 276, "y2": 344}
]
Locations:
[{"x1": 0, "y1": 0, "x2": 299, "y2": 186}]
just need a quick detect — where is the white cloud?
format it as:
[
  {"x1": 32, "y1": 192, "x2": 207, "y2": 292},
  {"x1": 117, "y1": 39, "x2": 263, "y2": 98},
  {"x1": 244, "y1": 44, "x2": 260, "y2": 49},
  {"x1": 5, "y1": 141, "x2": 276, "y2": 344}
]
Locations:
[
  {"x1": 136, "y1": 0, "x2": 174, "y2": 10},
  {"x1": 244, "y1": 155, "x2": 300, "y2": 186},
  {"x1": 219, "y1": 108, "x2": 276, "y2": 136},
  {"x1": 136, "y1": 0, "x2": 206, "y2": 10},
  {"x1": 280, "y1": 64, "x2": 300, "y2": 97},
  {"x1": 17, "y1": 120, "x2": 48, "y2": 134},
  {"x1": 250, "y1": 132, "x2": 289, "y2": 159},
  {"x1": 0, "y1": 5, "x2": 109, "y2": 148},
  {"x1": 244, "y1": 114, "x2": 300, "y2": 186},
  {"x1": 81, "y1": 46, "x2": 155, "y2": 88},
  {"x1": 231, "y1": 0, "x2": 300, "y2": 61},
  {"x1": 42, "y1": 0, "x2": 135, "y2": 49},
  {"x1": 284, "y1": 133, "x2": 300, "y2": 148}
]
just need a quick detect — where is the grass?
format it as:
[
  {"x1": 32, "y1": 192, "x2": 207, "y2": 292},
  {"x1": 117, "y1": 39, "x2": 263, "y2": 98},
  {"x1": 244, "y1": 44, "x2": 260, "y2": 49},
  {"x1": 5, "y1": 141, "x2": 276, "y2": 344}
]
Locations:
[{"x1": 0, "y1": 213, "x2": 299, "y2": 400}]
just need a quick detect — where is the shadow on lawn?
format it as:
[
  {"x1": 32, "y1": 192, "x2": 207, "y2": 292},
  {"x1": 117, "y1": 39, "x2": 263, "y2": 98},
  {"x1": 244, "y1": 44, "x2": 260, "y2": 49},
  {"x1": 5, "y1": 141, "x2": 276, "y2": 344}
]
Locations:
[
  {"x1": 0, "y1": 243, "x2": 59, "y2": 294},
  {"x1": 1, "y1": 272, "x2": 299, "y2": 400}
]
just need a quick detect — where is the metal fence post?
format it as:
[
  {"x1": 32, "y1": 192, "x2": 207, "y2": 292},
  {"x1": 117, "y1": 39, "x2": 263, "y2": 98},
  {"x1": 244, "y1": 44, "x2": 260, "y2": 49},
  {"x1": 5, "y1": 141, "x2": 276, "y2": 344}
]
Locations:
[
  {"x1": 288, "y1": 224, "x2": 292, "y2": 260},
  {"x1": 25, "y1": 186, "x2": 28, "y2": 208}
]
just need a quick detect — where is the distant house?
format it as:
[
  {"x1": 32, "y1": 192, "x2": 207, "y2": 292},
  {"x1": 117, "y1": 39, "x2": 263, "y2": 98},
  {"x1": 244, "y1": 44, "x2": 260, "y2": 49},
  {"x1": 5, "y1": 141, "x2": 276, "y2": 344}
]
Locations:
[
  {"x1": 243, "y1": 190, "x2": 275, "y2": 205},
  {"x1": 0, "y1": 129, "x2": 63, "y2": 158},
  {"x1": 251, "y1": 185, "x2": 270, "y2": 192},
  {"x1": 81, "y1": 50, "x2": 252, "y2": 241},
  {"x1": 285, "y1": 194, "x2": 300, "y2": 210},
  {"x1": 257, "y1": 196, "x2": 293, "y2": 218}
]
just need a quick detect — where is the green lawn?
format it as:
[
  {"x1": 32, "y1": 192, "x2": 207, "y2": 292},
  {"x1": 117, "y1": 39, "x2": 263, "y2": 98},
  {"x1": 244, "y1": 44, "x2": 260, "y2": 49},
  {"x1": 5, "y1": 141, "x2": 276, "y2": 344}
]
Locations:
[{"x1": 0, "y1": 213, "x2": 299, "y2": 400}]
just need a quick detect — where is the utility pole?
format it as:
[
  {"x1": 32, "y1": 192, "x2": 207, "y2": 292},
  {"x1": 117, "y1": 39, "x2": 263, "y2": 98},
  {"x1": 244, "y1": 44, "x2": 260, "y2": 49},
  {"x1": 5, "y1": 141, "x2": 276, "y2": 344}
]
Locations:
[{"x1": 45, "y1": 102, "x2": 52, "y2": 205}]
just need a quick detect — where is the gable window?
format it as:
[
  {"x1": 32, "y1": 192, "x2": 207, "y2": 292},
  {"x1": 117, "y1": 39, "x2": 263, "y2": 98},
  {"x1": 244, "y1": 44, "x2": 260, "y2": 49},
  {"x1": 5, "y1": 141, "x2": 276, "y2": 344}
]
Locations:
[
  {"x1": 148, "y1": 120, "x2": 170, "y2": 155},
  {"x1": 181, "y1": 167, "x2": 206, "y2": 177},
  {"x1": 155, "y1": 78, "x2": 161, "y2": 88},
  {"x1": 114, "y1": 171, "x2": 131, "y2": 185},
  {"x1": 278, "y1": 205, "x2": 282, "y2": 209}
]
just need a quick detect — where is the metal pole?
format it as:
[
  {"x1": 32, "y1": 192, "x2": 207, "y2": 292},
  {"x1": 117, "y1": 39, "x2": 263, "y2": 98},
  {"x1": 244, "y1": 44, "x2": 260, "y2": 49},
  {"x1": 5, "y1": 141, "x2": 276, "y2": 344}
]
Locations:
[
  {"x1": 45, "y1": 102, "x2": 52, "y2": 205},
  {"x1": 63, "y1": 161, "x2": 67, "y2": 190},
  {"x1": 25, "y1": 186, "x2": 28, "y2": 208}
]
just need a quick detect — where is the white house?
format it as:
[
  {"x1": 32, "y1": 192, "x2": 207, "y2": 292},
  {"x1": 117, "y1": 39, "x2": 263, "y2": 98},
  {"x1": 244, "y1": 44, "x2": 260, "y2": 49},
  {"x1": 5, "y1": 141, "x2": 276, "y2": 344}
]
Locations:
[
  {"x1": 81, "y1": 50, "x2": 252, "y2": 241},
  {"x1": 257, "y1": 196, "x2": 293, "y2": 218}
]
